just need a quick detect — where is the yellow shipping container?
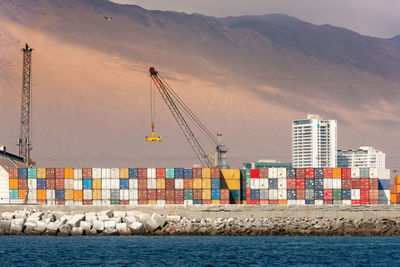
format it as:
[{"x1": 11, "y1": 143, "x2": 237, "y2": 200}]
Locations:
[
  {"x1": 18, "y1": 189, "x2": 27, "y2": 199},
  {"x1": 202, "y1": 189, "x2": 211, "y2": 200},
  {"x1": 220, "y1": 179, "x2": 240, "y2": 190},
  {"x1": 119, "y1": 168, "x2": 129, "y2": 179},
  {"x1": 156, "y1": 179, "x2": 165, "y2": 189},
  {"x1": 202, "y1": 179, "x2": 211, "y2": 189},
  {"x1": 92, "y1": 189, "x2": 102, "y2": 200},
  {"x1": 92, "y1": 179, "x2": 102, "y2": 189},
  {"x1": 211, "y1": 199, "x2": 220, "y2": 205},
  {"x1": 147, "y1": 200, "x2": 157, "y2": 205},
  {"x1": 221, "y1": 169, "x2": 240, "y2": 180},
  {"x1": 64, "y1": 168, "x2": 74, "y2": 179},
  {"x1": 73, "y1": 190, "x2": 83, "y2": 201},
  {"x1": 193, "y1": 179, "x2": 202, "y2": 189},
  {"x1": 65, "y1": 189, "x2": 74, "y2": 200},
  {"x1": 36, "y1": 168, "x2": 46, "y2": 179},
  {"x1": 202, "y1": 168, "x2": 211, "y2": 179},
  {"x1": 9, "y1": 179, "x2": 18, "y2": 189},
  {"x1": 37, "y1": 189, "x2": 46, "y2": 200},
  {"x1": 332, "y1": 168, "x2": 342, "y2": 178}
]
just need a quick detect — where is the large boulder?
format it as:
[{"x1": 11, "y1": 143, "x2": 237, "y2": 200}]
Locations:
[
  {"x1": 116, "y1": 223, "x2": 131, "y2": 235},
  {"x1": 0, "y1": 220, "x2": 11, "y2": 234},
  {"x1": 24, "y1": 221, "x2": 37, "y2": 235},
  {"x1": 33, "y1": 221, "x2": 48, "y2": 234},
  {"x1": 128, "y1": 211, "x2": 151, "y2": 224},
  {"x1": 97, "y1": 210, "x2": 113, "y2": 218},
  {"x1": 85, "y1": 212, "x2": 97, "y2": 223},
  {"x1": 59, "y1": 224, "x2": 71, "y2": 236},
  {"x1": 1, "y1": 212, "x2": 15, "y2": 220},
  {"x1": 80, "y1": 221, "x2": 92, "y2": 232},
  {"x1": 144, "y1": 213, "x2": 166, "y2": 232},
  {"x1": 93, "y1": 220, "x2": 104, "y2": 232},
  {"x1": 104, "y1": 220, "x2": 116, "y2": 229},
  {"x1": 27, "y1": 212, "x2": 44, "y2": 223},
  {"x1": 71, "y1": 227, "x2": 83, "y2": 236},
  {"x1": 10, "y1": 218, "x2": 25, "y2": 234},
  {"x1": 129, "y1": 221, "x2": 145, "y2": 234},
  {"x1": 67, "y1": 214, "x2": 85, "y2": 227},
  {"x1": 113, "y1": 211, "x2": 126, "y2": 218},
  {"x1": 45, "y1": 222, "x2": 59, "y2": 235},
  {"x1": 166, "y1": 216, "x2": 181, "y2": 223}
]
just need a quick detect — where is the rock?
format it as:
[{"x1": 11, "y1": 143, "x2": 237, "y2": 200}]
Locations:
[
  {"x1": 93, "y1": 220, "x2": 104, "y2": 232},
  {"x1": 14, "y1": 211, "x2": 27, "y2": 219},
  {"x1": 97, "y1": 214, "x2": 110, "y2": 221},
  {"x1": 80, "y1": 221, "x2": 92, "y2": 232},
  {"x1": 27, "y1": 212, "x2": 43, "y2": 223},
  {"x1": 45, "y1": 222, "x2": 59, "y2": 235},
  {"x1": 104, "y1": 220, "x2": 116, "y2": 229},
  {"x1": 87, "y1": 228, "x2": 98, "y2": 236},
  {"x1": 116, "y1": 223, "x2": 131, "y2": 235},
  {"x1": 10, "y1": 219, "x2": 25, "y2": 234},
  {"x1": 59, "y1": 224, "x2": 71, "y2": 236},
  {"x1": 53, "y1": 211, "x2": 66, "y2": 221},
  {"x1": 128, "y1": 211, "x2": 151, "y2": 223},
  {"x1": 41, "y1": 213, "x2": 56, "y2": 222},
  {"x1": 98, "y1": 210, "x2": 113, "y2": 218},
  {"x1": 67, "y1": 214, "x2": 85, "y2": 227},
  {"x1": 1, "y1": 212, "x2": 15, "y2": 220},
  {"x1": 33, "y1": 221, "x2": 48, "y2": 234},
  {"x1": 129, "y1": 221, "x2": 145, "y2": 234},
  {"x1": 111, "y1": 217, "x2": 122, "y2": 223},
  {"x1": 71, "y1": 227, "x2": 83, "y2": 236},
  {"x1": 113, "y1": 211, "x2": 126, "y2": 218},
  {"x1": 24, "y1": 221, "x2": 37, "y2": 235},
  {"x1": 103, "y1": 228, "x2": 118, "y2": 236},
  {"x1": 124, "y1": 217, "x2": 138, "y2": 225},
  {"x1": 60, "y1": 215, "x2": 72, "y2": 225},
  {"x1": 166, "y1": 215, "x2": 181, "y2": 223},
  {"x1": 85, "y1": 212, "x2": 97, "y2": 223},
  {"x1": 144, "y1": 213, "x2": 166, "y2": 231}
]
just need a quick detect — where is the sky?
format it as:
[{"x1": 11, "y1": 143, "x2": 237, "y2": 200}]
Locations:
[{"x1": 112, "y1": 0, "x2": 400, "y2": 38}]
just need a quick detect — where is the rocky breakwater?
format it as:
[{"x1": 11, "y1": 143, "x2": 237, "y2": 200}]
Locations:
[{"x1": 1, "y1": 209, "x2": 400, "y2": 236}]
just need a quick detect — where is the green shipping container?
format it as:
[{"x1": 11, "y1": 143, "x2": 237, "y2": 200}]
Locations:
[
  {"x1": 184, "y1": 189, "x2": 193, "y2": 200},
  {"x1": 9, "y1": 189, "x2": 18, "y2": 199},
  {"x1": 166, "y1": 168, "x2": 175, "y2": 179},
  {"x1": 333, "y1": 189, "x2": 342, "y2": 200},
  {"x1": 229, "y1": 190, "x2": 240, "y2": 201},
  {"x1": 111, "y1": 200, "x2": 120, "y2": 205},
  {"x1": 28, "y1": 168, "x2": 37, "y2": 178}
]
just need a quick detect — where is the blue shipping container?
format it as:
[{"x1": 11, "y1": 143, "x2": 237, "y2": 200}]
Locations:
[
  {"x1": 250, "y1": 189, "x2": 260, "y2": 200},
  {"x1": 211, "y1": 189, "x2": 220, "y2": 199},
  {"x1": 18, "y1": 168, "x2": 28, "y2": 179},
  {"x1": 342, "y1": 189, "x2": 351, "y2": 200},
  {"x1": 184, "y1": 169, "x2": 193, "y2": 178},
  {"x1": 193, "y1": 200, "x2": 202, "y2": 205},
  {"x1": 37, "y1": 179, "x2": 46, "y2": 189},
  {"x1": 378, "y1": 180, "x2": 390, "y2": 190},
  {"x1": 110, "y1": 189, "x2": 120, "y2": 200},
  {"x1": 129, "y1": 168, "x2": 138, "y2": 179},
  {"x1": 286, "y1": 168, "x2": 296, "y2": 178},
  {"x1": 240, "y1": 188, "x2": 247, "y2": 200},
  {"x1": 305, "y1": 200, "x2": 315, "y2": 205},
  {"x1": 120, "y1": 179, "x2": 129, "y2": 189},
  {"x1": 314, "y1": 168, "x2": 324, "y2": 179},
  {"x1": 55, "y1": 190, "x2": 65, "y2": 200},
  {"x1": 174, "y1": 168, "x2": 184, "y2": 178},
  {"x1": 305, "y1": 178, "x2": 315, "y2": 189},
  {"x1": 314, "y1": 178, "x2": 324, "y2": 190},
  {"x1": 82, "y1": 179, "x2": 92, "y2": 189},
  {"x1": 211, "y1": 179, "x2": 220, "y2": 189},
  {"x1": 314, "y1": 189, "x2": 324, "y2": 200},
  {"x1": 287, "y1": 189, "x2": 296, "y2": 200},
  {"x1": 269, "y1": 179, "x2": 278, "y2": 189}
]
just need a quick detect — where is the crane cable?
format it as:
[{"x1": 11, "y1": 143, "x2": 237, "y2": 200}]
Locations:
[{"x1": 149, "y1": 77, "x2": 156, "y2": 127}]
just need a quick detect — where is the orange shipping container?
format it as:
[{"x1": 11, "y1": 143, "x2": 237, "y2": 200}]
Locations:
[
  {"x1": 156, "y1": 179, "x2": 166, "y2": 189},
  {"x1": 390, "y1": 184, "x2": 397, "y2": 194},
  {"x1": 397, "y1": 175, "x2": 400, "y2": 185},
  {"x1": 392, "y1": 194, "x2": 398, "y2": 203},
  {"x1": 64, "y1": 168, "x2": 74, "y2": 179},
  {"x1": 36, "y1": 168, "x2": 46, "y2": 179},
  {"x1": 74, "y1": 190, "x2": 83, "y2": 201},
  {"x1": 202, "y1": 179, "x2": 211, "y2": 189},
  {"x1": 9, "y1": 179, "x2": 18, "y2": 189},
  {"x1": 332, "y1": 168, "x2": 342, "y2": 178},
  {"x1": 37, "y1": 189, "x2": 46, "y2": 200},
  {"x1": 92, "y1": 189, "x2": 102, "y2": 200},
  {"x1": 147, "y1": 200, "x2": 157, "y2": 205},
  {"x1": 193, "y1": 179, "x2": 202, "y2": 189},
  {"x1": 397, "y1": 185, "x2": 400, "y2": 193},
  {"x1": 184, "y1": 179, "x2": 193, "y2": 189},
  {"x1": 119, "y1": 168, "x2": 129, "y2": 179},
  {"x1": 18, "y1": 189, "x2": 27, "y2": 199},
  {"x1": 278, "y1": 200, "x2": 287, "y2": 205},
  {"x1": 92, "y1": 179, "x2": 102, "y2": 189},
  {"x1": 65, "y1": 189, "x2": 74, "y2": 200}
]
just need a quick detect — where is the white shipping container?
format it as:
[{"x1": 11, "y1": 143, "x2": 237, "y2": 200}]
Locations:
[
  {"x1": 278, "y1": 189, "x2": 287, "y2": 200},
  {"x1": 101, "y1": 168, "x2": 111, "y2": 179},
  {"x1": 111, "y1": 168, "x2": 120, "y2": 179},
  {"x1": 259, "y1": 179, "x2": 268, "y2": 189},
  {"x1": 156, "y1": 200, "x2": 165, "y2": 205},
  {"x1": 110, "y1": 179, "x2": 119, "y2": 190},
  {"x1": 93, "y1": 200, "x2": 102, "y2": 206},
  {"x1": 102, "y1": 199, "x2": 111, "y2": 206},
  {"x1": 64, "y1": 179, "x2": 74, "y2": 190},
  {"x1": 369, "y1": 168, "x2": 378, "y2": 178},
  {"x1": 74, "y1": 180, "x2": 82, "y2": 190},
  {"x1": 28, "y1": 189, "x2": 36, "y2": 201},
  {"x1": 351, "y1": 189, "x2": 360, "y2": 200},
  {"x1": 47, "y1": 200, "x2": 56, "y2": 205},
  {"x1": 269, "y1": 189, "x2": 278, "y2": 200},
  {"x1": 324, "y1": 178, "x2": 333, "y2": 189},
  {"x1": 129, "y1": 179, "x2": 138, "y2": 190},
  {"x1": 351, "y1": 168, "x2": 360, "y2": 178},
  {"x1": 92, "y1": 168, "x2": 102, "y2": 179},
  {"x1": 268, "y1": 168, "x2": 278, "y2": 178},
  {"x1": 278, "y1": 168, "x2": 287, "y2": 178},
  {"x1": 287, "y1": 200, "x2": 297, "y2": 205},
  {"x1": 46, "y1": 189, "x2": 55, "y2": 200},
  {"x1": 296, "y1": 200, "x2": 305, "y2": 205},
  {"x1": 83, "y1": 189, "x2": 92, "y2": 200},
  {"x1": 342, "y1": 200, "x2": 352, "y2": 205},
  {"x1": 74, "y1": 201, "x2": 83, "y2": 205},
  {"x1": 10, "y1": 199, "x2": 24, "y2": 204},
  {"x1": 28, "y1": 179, "x2": 37, "y2": 190},
  {"x1": 250, "y1": 178, "x2": 260, "y2": 189},
  {"x1": 148, "y1": 179, "x2": 157, "y2": 189},
  {"x1": 129, "y1": 200, "x2": 138, "y2": 205},
  {"x1": 102, "y1": 179, "x2": 111, "y2": 190},
  {"x1": 315, "y1": 200, "x2": 324, "y2": 205},
  {"x1": 184, "y1": 200, "x2": 193, "y2": 206},
  {"x1": 129, "y1": 189, "x2": 138, "y2": 200},
  {"x1": 120, "y1": 189, "x2": 129, "y2": 200},
  {"x1": 74, "y1": 169, "x2": 82, "y2": 179},
  {"x1": 332, "y1": 179, "x2": 341, "y2": 189},
  {"x1": 147, "y1": 168, "x2": 156, "y2": 179},
  {"x1": 102, "y1": 189, "x2": 110, "y2": 201},
  {"x1": 278, "y1": 178, "x2": 287, "y2": 189},
  {"x1": 174, "y1": 179, "x2": 184, "y2": 189},
  {"x1": 65, "y1": 200, "x2": 74, "y2": 206}
]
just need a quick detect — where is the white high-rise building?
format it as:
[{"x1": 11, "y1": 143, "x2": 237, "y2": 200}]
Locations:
[
  {"x1": 292, "y1": 114, "x2": 337, "y2": 168},
  {"x1": 337, "y1": 146, "x2": 386, "y2": 169}
]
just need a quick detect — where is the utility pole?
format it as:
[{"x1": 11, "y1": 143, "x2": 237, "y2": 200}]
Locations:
[{"x1": 17, "y1": 43, "x2": 34, "y2": 166}]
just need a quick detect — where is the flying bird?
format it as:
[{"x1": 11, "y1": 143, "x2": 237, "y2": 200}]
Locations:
[{"x1": 104, "y1": 16, "x2": 112, "y2": 21}]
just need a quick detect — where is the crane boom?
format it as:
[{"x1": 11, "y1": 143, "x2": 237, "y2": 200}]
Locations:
[{"x1": 149, "y1": 67, "x2": 213, "y2": 167}]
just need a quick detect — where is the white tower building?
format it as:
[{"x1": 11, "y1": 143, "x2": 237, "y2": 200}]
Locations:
[
  {"x1": 337, "y1": 146, "x2": 386, "y2": 169},
  {"x1": 292, "y1": 114, "x2": 337, "y2": 168}
]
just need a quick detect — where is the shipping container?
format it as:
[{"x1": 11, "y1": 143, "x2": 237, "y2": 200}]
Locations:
[
  {"x1": 286, "y1": 168, "x2": 296, "y2": 178},
  {"x1": 314, "y1": 168, "x2": 323, "y2": 179},
  {"x1": 229, "y1": 190, "x2": 240, "y2": 201},
  {"x1": 341, "y1": 168, "x2": 351, "y2": 179},
  {"x1": 370, "y1": 179, "x2": 379, "y2": 190},
  {"x1": 129, "y1": 179, "x2": 138, "y2": 190},
  {"x1": 82, "y1": 168, "x2": 92, "y2": 179},
  {"x1": 379, "y1": 180, "x2": 390, "y2": 190},
  {"x1": 156, "y1": 168, "x2": 166, "y2": 179},
  {"x1": 201, "y1": 189, "x2": 211, "y2": 200},
  {"x1": 211, "y1": 179, "x2": 220, "y2": 189},
  {"x1": 268, "y1": 168, "x2": 278, "y2": 178},
  {"x1": 341, "y1": 178, "x2": 351, "y2": 189},
  {"x1": 92, "y1": 189, "x2": 102, "y2": 200},
  {"x1": 129, "y1": 168, "x2": 138, "y2": 179},
  {"x1": 250, "y1": 169, "x2": 259, "y2": 179},
  {"x1": 287, "y1": 179, "x2": 296, "y2": 189},
  {"x1": 120, "y1": 168, "x2": 130, "y2": 179},
  {"x1": 28, "y1": 178, "x2": 37, "y2": 190},
  {"x1": 259, "y1": 168, "x2": 268, "y2": 178},
  {"x1": 111, "y1": 168, "x2": 121, "y2": 179},
  {"x1": 156, "y1": 178, "x2": 166, "y2": 189},
  {"x1": 82, "y1": 179, "x2": 92, "y2": 189},
  {"x1": 147, "y1": 179, "x2": 157, "y2": 189},
  {"x1": 314, "y1": 189, "x2": 324, "y2": 200},
  {"x1": 37, "y1": 168, "x2": 46, "y2": 179},
  {"x1": 18, "y1": 168, "x2": 28, "y2": 179},
  {"x1": 221, "y1": 169, "x2": 240, "y2": 180},
  {"x1": 138, "y1": 179, "x2": 147, "y2": 190},
  {"x1": 351, "y1": 168, "x2": 360, "y2": 178},
  {"x1": 269, "y1": 179, "x2": 278, "y2": 189},
  {"x1": 332, "y1": 168, "x2": 341, "y2": 178},
  {"x1": 211, "y1": 189, "x2": 220, "y2": 200},
  {"x1": 305, "y1": 189, "x2": 314, "y2": 200},
  {"x1": 111, "y1": 189, "x2": 121, "y2": 200},
  {"x1": 360, "y1": 168, "x2": 369, "y2": 178},
  {"x1": 18, "y1": 179, "x2": 28, "y2": 190},
  {"x1": 46, "y1": 179, "x2": 55, "y2": 189},
  {"x1": 192, "y1": 168, "x2": 202, "y2": 178},
  {"x1": 211, "y1": 168, "x2": 220, "y2": 179},
  {"x1": 184, "y1": 169, "x2": 193, "y2": 178},
  {"x1": 295, "y1": 178, "x2": 305, "y2": 189},
  {"x1": 65, "y1": 189, "x2": 74, "y2": 200},
  {"x1": 175, "y1": 168, "x2": 184, "y2": 178},
  {"x1": 314, "y1": 178, "x2": 323, "y2": 190},
  {"x1": 74, "y1": 169, "x2": 83, "y2": 179},
  {"x1": 250, "y1": 178, "x2": 260, "y2": 189},
  {"x1": 342, "y1": 189, "x2": 351, "y2": 200},
  {"x1": 175, "y1": 179, "x2": 184, "y2": 189},
  {"x1": 323, "y1": 168, "x2": 332, "y2": 178},
  {"x1": 287, "y1": 189, "x2": 296, "y2": 200},
  {"x1": 55, "y1": 190, "x2": 65, "y2": 200},
  {"x1": 27, "y1": 168, "x2": 37, "y2": 179},
  {"x1": 305, "y1": 168, "x2": 314, "y2": 178},
  {"x1": 323, "y1": 189, "x2": 333, "y2": 200},
  {"x1": 296, "y1": 168, "x2": 305, "y2": 179},
  {"x1": 305, "y1": 179, "x2": 314, "y2": 189},
  {"x1": 259, "y1": 179, "x2": 269, "y2": 189},
  {"x1": 201, "y1": 168, "x2": 210, "y2": 179},
  {"x1": 332, "y1": 189, "x2": 342, "y2": 200},
  {"x1": 184, "y1": 179, "x2": 193, "y2": 189},
  {"x1": 296, "y1": 189, "x2": 305, "y2": 200}
]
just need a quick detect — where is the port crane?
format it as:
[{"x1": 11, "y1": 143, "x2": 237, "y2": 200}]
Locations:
[{"x1": 146, "y1": 67, "x2": 228, "y2": 168}]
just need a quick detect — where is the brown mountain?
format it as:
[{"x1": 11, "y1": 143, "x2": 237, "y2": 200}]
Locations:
[{"x1": 0, "y1": 0, "x2": 399, "y2": 168}]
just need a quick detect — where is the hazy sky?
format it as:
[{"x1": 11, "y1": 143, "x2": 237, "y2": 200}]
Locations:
[{"x1": 112, "y1": 0, "x2": 400, "y2": 38}]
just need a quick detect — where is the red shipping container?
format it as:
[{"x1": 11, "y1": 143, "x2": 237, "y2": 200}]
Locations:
[
  {"x1": 351, "y1": 179, "x2": 360, "y2": 189},
  {"x1": 157, "y1": 189, "x2": 166, "y2": 200},
  {"x1": 138, "y1": 179, "x2": 147, "y2": 190},
  {"x1": 211, "y1": 168, "x2": 220, "y2": 179},
  {"x1": 360, "y1": 199, "x2": 370, "y2": 205},
  {"x1": 296, "y1": 168, "x2": 305, "y2": 179},
  {"x1": 138, "y1": 168, "x2": 147, "y2": 179},
  {"x1": 352, "y1": 200, "x2": 361, "y2": 205},
  {"x1": 250, "y1": 169, "x2": 259, "y2": 178},
  {"x1": 341, "y1": 178, "x2": 351, "y2": 189},
  {"x1": 156, "y1": 168, "x2": 166, "y2": 179},
  {"x1": 370, "y1": 179, "x2": 379, "y2": 190},
  {"x1": 360, "y1": 179, "x2": 370, "y2": 190},
  {"x1": 55, "y1": 178, "x2": 64, "y2": 190},
  {"x1": 138, "y1": 199, "x2": 147, "y2": 205},
  {"x1": 138, "y1": 190, "x2": 148, "y2": 200},
  {"x1": 390, "y1": 184, "x2": 397, "y2": 194},
  {"x1": 220, "y1": 189, "x2": 230, "y2": 200},
  {"x1": 287, "y1": 179, "x2": 296, "y2": 189},
  {"x1": 323, "y1": 199, "x2": 333, "y2": 204},
  {"x1": 323, "y1": 168, "x2": 333, "y2": 178},
  {"x1": 166, "y1": 190, "x2": 175, "y2": 200},
  {"x1": 83, "y1": 200, "x2": 93, "y2": 205},
  {"x1": 46, "y1": 179, "x2": 56, "y2": 189},
  {"x1": 148, "y1": 189, "x2": 157, "y2": 200},
  {"x1": 341, "y1": 168, "x2": 351, "y2": 179},
  {"x1": 184, "y1": 179, "x2": 193, "y2": 189},
  {"x1": 82, "y1": 168, "x2": 92, "y2": 179},
  {"x1": 56, "y1": 200, "x2": 65, "y2": 205},
  {"x1": 9, "y1": 168, "x2": 18, "y2": 179},
  {"x1": 370, "y1": 190, "x2": 378, "y2": 200},
  {"x1": 120, "y1": 200, "x2": 129, "y2": 205},
  {"x1": 305, "y1": 168, "x2": 314, "y2": 178},
  {"x1": 37, "y1": 199, "x2": 46, "y2": 204},
  {"x1": 369, "y1": 199, "x2": 379, "y2": 204},
  {"x1": 250, "y1": 200, "x2": 260, "y2": 204},
  {"x1": 202, "y1": 199, "x2": 211, "y2": 204},
  {"x1": 260, "y1": 200, "x2": 269, "y2": 204},
  {"x1": 193, "y1": 189, "x2": 202, "y2": 200},
  {"x1": 166, "y1": 179, "x2": 175, "y2": 190},
  {"x1": 259, "y1": 168, "x2": 269, "y2": 178},
  {"x1": 296, "y1": 179, "x2": 305, "y2": 189},
  {"x1": 18, "y1": 179, "x2": 28, "y2": 190},
  {"x1": 192, "y1": 168, "x2": 202, "y2": 178},
  {"x1": 56, "y1": 168, "x2": 65, "y2": 179},
  {"x1": 220, "y1": 199, "x2": 230, "y2": 204},
  {"x1": 269, "y1": 200, "x2": 278, "y2": 205},
  {"x1": 46, "y1": 168, "x2": 56, "y2": 179},
  {"x1": 324, "y1": 189, "x2": 333, "y2": 199},
  {"x1": 296, "y1": 189, "x2": 305, "y2": 200},
  {"x1": 175, "y1": 189, "x2": 184, "y2": 200},
  {"x1": 360, "y1": 189, "x2": 370, "y2": 200},
  {"x1": 175, "y1": 199, "x2": 184, "y2": 204}
]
